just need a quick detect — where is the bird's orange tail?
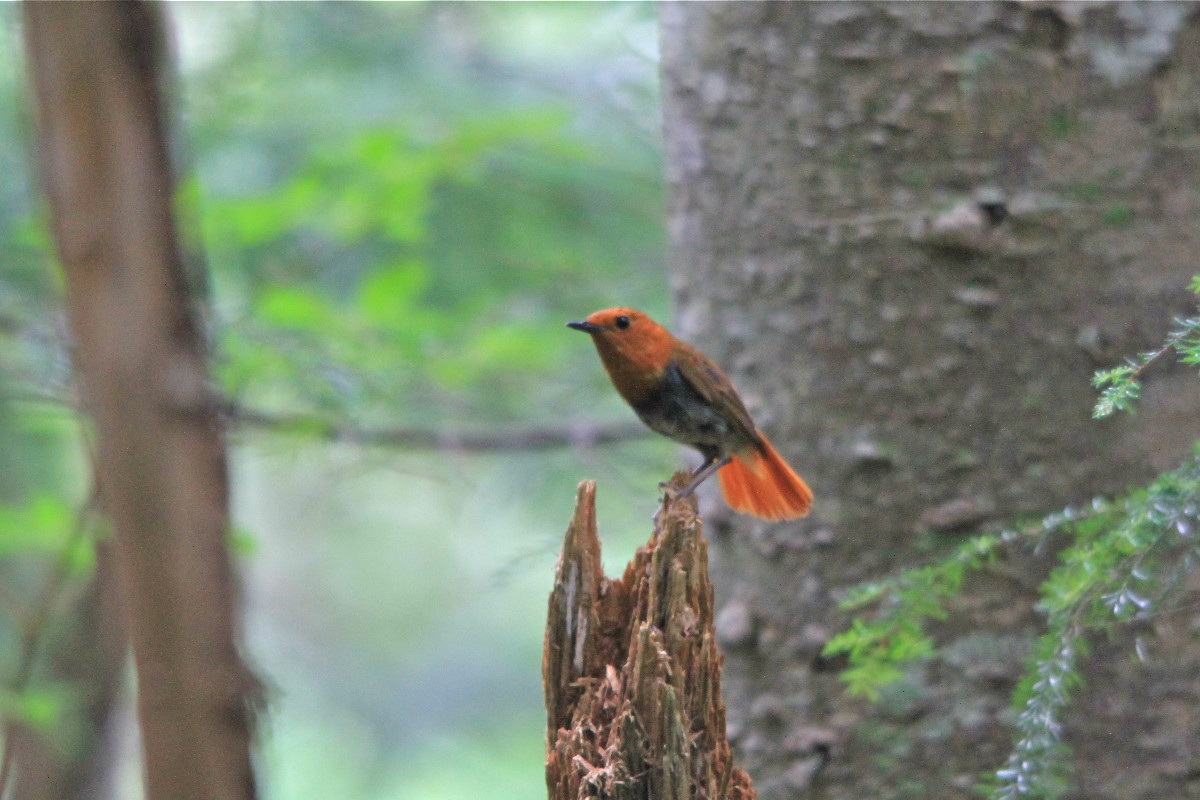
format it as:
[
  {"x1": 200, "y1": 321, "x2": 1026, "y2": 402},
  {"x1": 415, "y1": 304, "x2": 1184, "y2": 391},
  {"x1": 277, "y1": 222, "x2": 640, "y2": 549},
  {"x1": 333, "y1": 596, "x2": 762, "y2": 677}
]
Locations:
[{"x1": 717, "y1": 437, "x2": 812, "y2": 521}]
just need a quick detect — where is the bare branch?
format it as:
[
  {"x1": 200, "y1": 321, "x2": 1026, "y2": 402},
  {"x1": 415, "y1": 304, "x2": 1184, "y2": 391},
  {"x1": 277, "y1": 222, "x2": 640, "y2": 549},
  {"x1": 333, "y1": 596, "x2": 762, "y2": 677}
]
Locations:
[{"x1": 224, "y1": 402, "x2": 651, "y2": 452}]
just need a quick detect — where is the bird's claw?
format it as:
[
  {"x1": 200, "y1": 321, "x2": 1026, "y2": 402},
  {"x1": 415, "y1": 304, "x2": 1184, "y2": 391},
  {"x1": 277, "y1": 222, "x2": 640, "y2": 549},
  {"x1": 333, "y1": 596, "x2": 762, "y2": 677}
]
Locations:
[{"x1": 652, "y1": 483, "x2": 680, "y2": 524}]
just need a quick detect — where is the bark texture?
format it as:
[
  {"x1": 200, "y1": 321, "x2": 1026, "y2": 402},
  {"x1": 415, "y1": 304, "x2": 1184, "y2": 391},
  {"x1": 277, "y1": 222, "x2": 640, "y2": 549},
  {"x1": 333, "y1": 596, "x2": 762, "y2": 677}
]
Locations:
[
  {"x1": 661, "y1": 3, "x2": 1200, "y2": 799},
  {"x1": 23, "y1": 4, "x2": 257, "y2": 800},
  {"x1": 544, "y1": 476, "x2": 755, "y2": 800}
]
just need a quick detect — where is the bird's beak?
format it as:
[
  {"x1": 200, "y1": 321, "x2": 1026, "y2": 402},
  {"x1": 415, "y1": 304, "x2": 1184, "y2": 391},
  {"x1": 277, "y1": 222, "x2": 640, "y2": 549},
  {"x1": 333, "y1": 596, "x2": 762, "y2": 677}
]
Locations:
[{"x1": 566, "y1": 320, "x2": 602, "y2": 334}]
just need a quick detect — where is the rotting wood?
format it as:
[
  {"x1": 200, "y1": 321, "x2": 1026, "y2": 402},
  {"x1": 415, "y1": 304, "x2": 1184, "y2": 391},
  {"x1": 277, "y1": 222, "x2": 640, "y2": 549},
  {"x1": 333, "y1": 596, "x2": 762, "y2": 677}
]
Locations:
[{"x1": 544, "y1": 473, "x2": 756, "y2": 800}]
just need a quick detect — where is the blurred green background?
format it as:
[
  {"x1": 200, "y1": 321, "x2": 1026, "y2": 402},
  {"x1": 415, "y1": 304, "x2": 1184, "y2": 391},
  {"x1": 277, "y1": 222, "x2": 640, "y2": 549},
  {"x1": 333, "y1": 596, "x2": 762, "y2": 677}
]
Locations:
[{"x1": 0, "y1": 4, "x2": 675, "y2": 798}]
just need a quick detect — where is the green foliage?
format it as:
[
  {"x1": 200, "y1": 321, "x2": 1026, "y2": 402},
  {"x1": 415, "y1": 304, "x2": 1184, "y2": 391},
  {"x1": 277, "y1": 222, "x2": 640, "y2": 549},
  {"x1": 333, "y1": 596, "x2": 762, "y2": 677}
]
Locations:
[
  {"x1": 830, "y1": 279, "x2": 1200, "y2": 799},
  {"x1": 992, "y1": 454, "x2": 1200, "y2": 799},
  {"x1": 3, "y1": 7, "x2": 667, "y2": 800},
  {"x1": 2, "y1": 4, "x2": 666, "y2": 435},
  {"x1": 197, "y1": 101, "x2": 663, "y2": 428},
  {"x1": 0, "y1": 491, "x2": 95, "y2": 779},
  {"x1": 834, "y1": 456, "x2": 1200, "y2": 799},
  {"x1": 1101, "y1": 202, "x2": 1134, "y2": 226},
  {"x1": 0, "y1": 494, "x2": 72, "y2": 556},
  {"x1": 1091, "y1": 364, "x2": 1140, "y2": 418},
  {"x1": 0, "y1": 493, "x2": 94, "y2": 584},
  {"x1": 989, "y1": 628, "x2": 1080, "y2": 800},
  {"x1": 0, "y1": 684, "x2": 65, "y2": 734},
  {"x1": 1093, "y1": 307, "x2": 1200, "y2": 419},
  {"x1": 824, "y1": 534, "x2": 1003, "y2": 700}
]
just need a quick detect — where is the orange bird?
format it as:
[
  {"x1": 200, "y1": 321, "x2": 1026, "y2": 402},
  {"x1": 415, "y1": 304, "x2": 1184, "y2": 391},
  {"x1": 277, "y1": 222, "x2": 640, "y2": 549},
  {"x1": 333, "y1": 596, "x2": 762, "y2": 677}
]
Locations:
[{"x1": 567, "y1": 307, "x2": 812, "y2": 520}]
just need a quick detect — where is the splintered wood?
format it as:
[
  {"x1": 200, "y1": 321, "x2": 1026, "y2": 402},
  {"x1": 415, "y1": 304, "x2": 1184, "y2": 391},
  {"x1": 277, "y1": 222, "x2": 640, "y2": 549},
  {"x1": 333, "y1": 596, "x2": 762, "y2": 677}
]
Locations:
[{"x1": 543, "y1": 476, "x2": 756, "y2": 800}]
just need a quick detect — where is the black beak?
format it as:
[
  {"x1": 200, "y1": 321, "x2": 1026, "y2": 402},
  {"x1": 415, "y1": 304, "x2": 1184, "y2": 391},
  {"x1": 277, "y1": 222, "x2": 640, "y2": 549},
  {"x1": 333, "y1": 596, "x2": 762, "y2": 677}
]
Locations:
[{"x1": 566, "y1": 320, "x2": 602, "y2": 334}]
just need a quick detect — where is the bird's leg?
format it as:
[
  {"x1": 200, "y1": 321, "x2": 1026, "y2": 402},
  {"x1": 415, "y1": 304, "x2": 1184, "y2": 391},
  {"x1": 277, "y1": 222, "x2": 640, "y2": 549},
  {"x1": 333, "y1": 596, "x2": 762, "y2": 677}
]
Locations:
[
  {"x1": 658, "y1": 455, "x2": 730, "y2": 499},
  {"x1": 679, "y1": 455, "x2": 731, "y2": 497},
  {"x1": 655, "y1": 455, "x2": 730, "y2": 522}
]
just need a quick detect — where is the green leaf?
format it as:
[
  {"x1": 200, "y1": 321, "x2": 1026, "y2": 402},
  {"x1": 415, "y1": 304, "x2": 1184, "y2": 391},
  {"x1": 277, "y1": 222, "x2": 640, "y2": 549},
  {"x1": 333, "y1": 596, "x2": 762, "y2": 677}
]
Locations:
[
  {"x1": 357, "y1": 261, "x2": 429, "y2": 325},
  {"x1": 0, "y1": 494, "x2": 73, "y2": 556},
  {"x1": 229, "y1": 527, "x2": 259, "y2": 557},
  {"x1": 256, "y1": 286, "x2": 334, "y2": 331},
  {"x1": 0, "y1": 686, "x2": 65, "y2": 733},
  {"x1": 1092, "y1": 365, "x2": 1140, "y2": 418}
]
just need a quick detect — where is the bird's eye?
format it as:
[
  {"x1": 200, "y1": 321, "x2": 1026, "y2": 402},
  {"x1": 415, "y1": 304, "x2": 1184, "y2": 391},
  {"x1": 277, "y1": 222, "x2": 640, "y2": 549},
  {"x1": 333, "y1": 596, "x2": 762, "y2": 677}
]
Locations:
[{"x1": 615, "y1": 315, "x2": 631, "y2": 330}]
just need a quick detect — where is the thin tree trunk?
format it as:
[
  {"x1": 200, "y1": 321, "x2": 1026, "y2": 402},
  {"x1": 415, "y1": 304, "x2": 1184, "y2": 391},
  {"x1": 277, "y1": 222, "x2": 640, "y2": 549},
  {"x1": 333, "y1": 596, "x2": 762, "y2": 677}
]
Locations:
[
  {"x1": 2, "y1": 530, "x2": 126, "y2": 800},
  {"x1": 544, "y1": 476, "x2": 755, "y2": 800},
  {"x1": 23, "y1": 4, "x2": 258, "y2": 800},
  {"x1": 661, "y1": 3, "x2": 1200, "y2": 799}
]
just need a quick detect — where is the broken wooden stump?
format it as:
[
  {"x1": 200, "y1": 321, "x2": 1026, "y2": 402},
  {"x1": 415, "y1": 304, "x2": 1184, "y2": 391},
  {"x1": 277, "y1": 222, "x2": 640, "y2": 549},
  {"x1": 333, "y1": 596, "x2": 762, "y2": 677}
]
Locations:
[{"x1": 543, "y1": 473, "x2": 756, "y2": 800}]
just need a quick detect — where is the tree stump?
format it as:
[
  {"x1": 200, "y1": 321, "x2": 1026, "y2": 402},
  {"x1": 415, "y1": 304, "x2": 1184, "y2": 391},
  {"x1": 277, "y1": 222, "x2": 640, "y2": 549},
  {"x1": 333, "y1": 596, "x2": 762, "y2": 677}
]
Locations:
[{"x1": 543, "y1": 474, "x2": 756, "y2": 800}]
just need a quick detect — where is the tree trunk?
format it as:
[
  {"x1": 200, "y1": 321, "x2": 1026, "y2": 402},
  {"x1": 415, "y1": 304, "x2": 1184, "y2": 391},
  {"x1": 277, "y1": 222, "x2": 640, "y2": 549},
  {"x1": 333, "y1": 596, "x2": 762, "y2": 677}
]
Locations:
[
  {"x1": 23, "y1": 4, "x2": 258, "y2": 800},
  {"x1": 544, "y1": 476, "x2": 755, "y2": 800},
  {"x1": 660, "y1": 3, "x2": 1200, "y2": 798}
]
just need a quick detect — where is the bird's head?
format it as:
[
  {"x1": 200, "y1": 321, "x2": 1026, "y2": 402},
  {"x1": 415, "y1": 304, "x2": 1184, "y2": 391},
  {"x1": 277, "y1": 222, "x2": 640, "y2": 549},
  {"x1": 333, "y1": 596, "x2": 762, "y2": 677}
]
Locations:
[
  {"x1": 566, "y1": 307, "x2": 653, "y2": 336},
  {"x1": 567, "y1": 307, "x2": 675, "y2": 386}
]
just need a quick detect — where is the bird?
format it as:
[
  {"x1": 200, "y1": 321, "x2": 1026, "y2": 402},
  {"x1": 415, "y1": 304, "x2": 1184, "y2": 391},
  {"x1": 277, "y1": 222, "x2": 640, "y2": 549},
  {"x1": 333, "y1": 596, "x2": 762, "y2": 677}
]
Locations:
[{"x1": 567, "y1": 307, "x2": 812, "y2": 520}]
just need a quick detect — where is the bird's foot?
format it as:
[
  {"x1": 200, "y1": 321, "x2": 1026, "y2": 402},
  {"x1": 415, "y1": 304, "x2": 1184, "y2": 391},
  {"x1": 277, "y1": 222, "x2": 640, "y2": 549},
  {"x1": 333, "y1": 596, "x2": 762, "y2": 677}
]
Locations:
[
  {"x1": 652, "y1": 484, "x2": 674, "y2": 524},
  {"x1": 652, "y1": 482, "x2": 687, "y2": 525}
]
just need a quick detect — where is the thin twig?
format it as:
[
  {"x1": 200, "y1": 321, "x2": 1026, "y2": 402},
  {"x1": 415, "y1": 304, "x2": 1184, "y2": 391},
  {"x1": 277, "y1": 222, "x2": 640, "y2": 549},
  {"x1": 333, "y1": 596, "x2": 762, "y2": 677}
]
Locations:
[
  {"x1": 0, "y1": 481, "x2": 98, "y2": 798},
  {"x1": 1129, "y1": 340, "x2": 1178, "y2": 381}
]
